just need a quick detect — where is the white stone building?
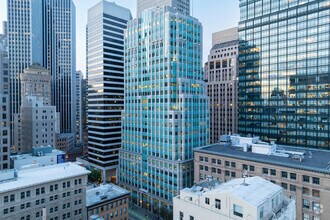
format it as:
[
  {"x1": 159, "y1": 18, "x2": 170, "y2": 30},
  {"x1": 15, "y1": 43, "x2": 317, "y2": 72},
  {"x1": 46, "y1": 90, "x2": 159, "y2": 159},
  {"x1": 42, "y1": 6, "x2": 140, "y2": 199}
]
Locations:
[
  {"x1": 0, "y1": 162, "x2": 90, "y2": 220},
  {"x1": 11, "y1": 146, "x2": 65, "y2": 170},
  {"x1": 173, "y1": 176, "x2": 296, "y2": 220}
]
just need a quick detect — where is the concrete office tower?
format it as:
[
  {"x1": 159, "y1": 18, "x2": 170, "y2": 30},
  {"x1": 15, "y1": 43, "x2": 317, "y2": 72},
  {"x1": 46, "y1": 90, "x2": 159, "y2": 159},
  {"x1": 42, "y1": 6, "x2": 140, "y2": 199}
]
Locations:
[
  {"x1": 7, "y1": 0, "x2": 76, "y2": 144},
  {"x1": 137, "y1": 0, "x2": 190, "y2": 15},
  {"x1": 206, "y1": 27, "x2": 239, "y2": 143},
  {"x1": 0, "y1": 37, "x2": 10, "y2": 170},
  {"x1": 238, "y1": 0, "x2": 330, "y2": 149},
  {"x1": 119, "y1": 6, "x2": 209, "y2": 213},
  {"x1": 0, "y1": 162, "x2": 90, "y2": 220},
  {"x1": 76, "y1": 71, "x2": 83, "y2": 144},
  {"x1": 86, "y1": 1, "x2": 132, "y2": 182},
  {"x1": 18, "y1": 65, "x2": 60, "y2": 153},
  {"x1": 174, "y1": 176, "x2": 296, "y2": 220}
]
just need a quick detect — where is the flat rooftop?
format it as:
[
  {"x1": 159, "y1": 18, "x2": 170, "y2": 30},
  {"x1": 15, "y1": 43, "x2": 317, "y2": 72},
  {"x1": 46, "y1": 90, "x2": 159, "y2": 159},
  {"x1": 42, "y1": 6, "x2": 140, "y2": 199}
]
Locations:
[
  {"x1": 86, "y1": 184, "x2": 130, "y2": 207},
  {"x1": 11, "y1": 149, "x2": 64, "y2": 160},
  {"x1": 182, "y1": 176, "x2": 282, "y2": 207},
  {"x1": 195, "y1": 143, "x2": 330, "y2": 174},
  {"x1": 0, "y1": 162, "x2": 90, "y2": 194}
]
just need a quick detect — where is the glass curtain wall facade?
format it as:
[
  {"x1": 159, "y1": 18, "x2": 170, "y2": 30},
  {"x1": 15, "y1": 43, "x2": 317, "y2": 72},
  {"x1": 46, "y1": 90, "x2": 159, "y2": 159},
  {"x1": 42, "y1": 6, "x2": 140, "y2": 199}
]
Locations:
[
  {"x1": 119, "y1": 6, "x2": 209, "y2": 212},
  {"x1": 238, "y1": 0, "x2": 330, "y2": 149},
  {"x1": 87, "y1": 1, "x2": 132, "y2": 182}
]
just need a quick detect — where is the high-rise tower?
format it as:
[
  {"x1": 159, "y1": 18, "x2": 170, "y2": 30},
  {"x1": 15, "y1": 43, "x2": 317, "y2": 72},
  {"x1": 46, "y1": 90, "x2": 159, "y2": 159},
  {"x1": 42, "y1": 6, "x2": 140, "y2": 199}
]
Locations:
[
  {"x1": 119, "y1": 6, "x2": 209, "y2": 213},
  {"x1": 238, "y1": 0, "x2": 330, "y2": 149},
  {"x1": 137, "y1": 0, "x2": 191, "y2": 16},
  {"x1": 86, "y1": 0, "x2": 132, "y2": 182},
  {"x1": 7, "y1": 0, "x2": 76, "y2": 146}
]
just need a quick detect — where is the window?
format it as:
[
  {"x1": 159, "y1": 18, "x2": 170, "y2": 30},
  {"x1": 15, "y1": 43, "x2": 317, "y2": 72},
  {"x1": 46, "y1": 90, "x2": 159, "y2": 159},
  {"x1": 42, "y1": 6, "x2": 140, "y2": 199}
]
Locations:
[
  {"x1": 312, "y1": 177, "x2": 320, "y2": 185},
  {"x1": 26, "y1": 191, "x2": 31, "y2": 198},
  {"x1": 4, "y1": 195, "x2": 8, "y2": 203},
  {"x1": 231, "y1": 162, "x2": 236, "y2": 168},
  {"x1": 205, "y1": 197, "x2": 210, "y2": 205},
  {"x1": 313, "y1": 202, "x2": 320, "y2": 212},
  {"x1": 205, "y1": 157, "x2": 209, "y2": 162},
  {"x1": 242, "y1": 164, "x2": 248, "y2": 170},
  {"x1": 259, "y1": 207, "x2": 264, "y2": 219},
  {"x1": 281, "y1": 182, "x2": 288, "y2": 190},
  {"x1": 190, "y1": 216, "x2": 194, "y2": 220},
  {"x1": 215, "y1": 199, "x2": 221, "y2": 209},
  {"x1": 290, "y1": 184, "x2": 296, "y2": 192},
  {"x1": 233, "y1": 204, "x2": 243, "y2": 217},
  {"x1": 179, "y1": 212, "x2": 184, "y2": 220},
  {"x1": 36, "y1": 188, "x2": 40, "y2": 195},
  {"x1": 199, "y1": 165, "x2": 203, "y2": 170},
  {"x1": 303, "y1": 175, "x2": 310, "y2": 182},
  {"x1": 199, "y1": 156, "x2": 204, "y2": 162},
  {"x1": 303, "y1": 187, "x2": 310, "y2": 195},
  {"x1": 270, "y1": 169, "x2": 276, "y2": 176},
  {"x1": 262, "y1": 168, "x2": 269, "y2": 174},
  {"x1": 212, "y1": 167, "x2": 216, "y2": 173},
  {"x1": 231, "y1": 172, "x2": 236, "y2": 177},
  {"x1": 225, "y1": 161, "x2": 230, "y2": 167},
  {"x1": 281, "y1": 171, "x2": 288, "y2": 178},
  {"x1": 217, "y1": 159, "x2": 221, "y2": 165},
  {"x1": 312, "y1": 189, "x2": 320, "y2": 198},
  {"x1": 225, "y1": 170, "x2": 230, "y2": 176},
  {"x1": 303, "y1": 199, "x2": 310, "y2": 209},
  {"x1": 205, "y1": 166, "x2": 209, "y2": 171},
  {"x1": 304, "y1": 213, "x2": 310, "y2": 220},
  {"x1": 21, "y1": 192, "x2": 25, "y2": 199},
  {"x1": 3, "y1": 208, "x2": 8, "y2": 214},
  {"x1": 290, "y1": 173, "x2": 296, "y2": 180},
  {"x1": 217, "y1": 169, "x2": 221, "y2": 174},
  {"x1": 212, "y1": 158, "x2": 216, "y2": 164},
  {"x1": 249, "y1": 165, "x2": 255, "y2": 171}
]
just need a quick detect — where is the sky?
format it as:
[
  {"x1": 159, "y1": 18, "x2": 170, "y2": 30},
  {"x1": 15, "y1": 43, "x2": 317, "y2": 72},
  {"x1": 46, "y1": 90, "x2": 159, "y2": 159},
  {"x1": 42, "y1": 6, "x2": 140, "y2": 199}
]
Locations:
[{"x1": 0, "y1": 0, "x2": 239, "y2": 77}]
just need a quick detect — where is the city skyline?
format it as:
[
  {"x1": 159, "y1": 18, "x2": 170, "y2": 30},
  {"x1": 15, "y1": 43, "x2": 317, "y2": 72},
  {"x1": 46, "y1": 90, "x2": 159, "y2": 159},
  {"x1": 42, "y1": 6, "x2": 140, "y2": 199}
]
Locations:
[{"x1": 0, "y1": 0, "x2": 239, "y2": 76}]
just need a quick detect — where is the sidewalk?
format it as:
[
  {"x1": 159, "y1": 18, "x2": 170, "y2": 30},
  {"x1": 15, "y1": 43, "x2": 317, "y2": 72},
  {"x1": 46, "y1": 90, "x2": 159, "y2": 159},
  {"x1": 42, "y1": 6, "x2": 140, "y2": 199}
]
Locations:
[{"x1": 128, "y1": 203, "x2": 159, "y2": 220}]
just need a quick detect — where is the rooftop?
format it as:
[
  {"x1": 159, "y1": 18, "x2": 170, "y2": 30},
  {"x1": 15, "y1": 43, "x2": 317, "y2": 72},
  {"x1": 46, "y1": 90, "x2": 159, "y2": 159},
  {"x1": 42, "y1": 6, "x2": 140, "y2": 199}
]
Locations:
[
  {"x1": 211, "y1": 39, "x2": 238, "y2": 50},
  {"x1": 182, "y1": 176, "x2": 282, "y2": 207},
  {"x1": 11, "y1": 146, "x2": 64, "y2": 161},
  {"x1": 86, "y1": 184, "x2": 130, "y2": 207},
  {"x1": 0, "y1": 162, "x2": 90, "y2": 194},
  {"x1": 195, "y1": 142, "x2": 330, "y2": 174}
]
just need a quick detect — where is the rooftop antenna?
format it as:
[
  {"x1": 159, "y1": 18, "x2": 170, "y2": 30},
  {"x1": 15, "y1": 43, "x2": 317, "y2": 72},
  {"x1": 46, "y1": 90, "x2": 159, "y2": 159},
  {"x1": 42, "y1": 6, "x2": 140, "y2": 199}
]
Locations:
[
  {"x1": 242, "y1": 170, "x2": 248, "y2": 186},
  {"x1": 192, "y1": 0, "x2": 193, "y2": 16}
]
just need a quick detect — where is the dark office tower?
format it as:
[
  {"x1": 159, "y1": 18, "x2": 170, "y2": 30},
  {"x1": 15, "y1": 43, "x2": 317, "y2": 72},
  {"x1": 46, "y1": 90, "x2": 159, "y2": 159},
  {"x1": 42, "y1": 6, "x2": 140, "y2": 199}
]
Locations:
[
  {"x1": 238, "y1": 0, "x2": 330, "y2": 149},
  {"x1": 86, "y1": 1, "x2": 132, "y2": 182},
  {"x1": 7, "y1": 0, "x2": 76, "y2": 147}
]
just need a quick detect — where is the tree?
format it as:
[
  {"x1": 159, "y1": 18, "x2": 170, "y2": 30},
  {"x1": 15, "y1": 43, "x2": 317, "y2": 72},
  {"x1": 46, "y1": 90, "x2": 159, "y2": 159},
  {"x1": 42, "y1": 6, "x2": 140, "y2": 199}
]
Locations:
[{"x1": 88, "y1": 169, "x2": 102, "y2": 183}]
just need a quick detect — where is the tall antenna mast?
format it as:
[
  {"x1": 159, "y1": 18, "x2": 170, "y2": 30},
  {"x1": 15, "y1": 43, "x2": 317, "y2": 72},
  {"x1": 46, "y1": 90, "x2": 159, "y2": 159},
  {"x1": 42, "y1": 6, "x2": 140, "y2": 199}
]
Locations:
[{"x1": 192, "y1": 0, "x2": 194, "y2": 16}]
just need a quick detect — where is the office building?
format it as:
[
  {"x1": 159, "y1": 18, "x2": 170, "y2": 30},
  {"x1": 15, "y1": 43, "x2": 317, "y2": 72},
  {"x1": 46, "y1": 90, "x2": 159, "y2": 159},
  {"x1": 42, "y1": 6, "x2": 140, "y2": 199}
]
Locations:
[
  {"x1": 17, "y1": 65, "x2": 60, "y2": 153},
  {"x1": 76, "y1": 71, "x2": 83, "y2": 145},
  {"x1": 174, "y1": 176, "x2": 296, "y2": 220},
  {"x1": 194, "y1": 135, "x2": 330, "y2": 220},
  {"x1": 11, "y1": 146, "x2": 65, "y2": 170},
  {"x1": 86, "y1": 184, "x2": 130, "y2": 220},
  {"x1": 7, "y1": 0, "x2": 76, "y2": 144},
  {"x1": 86, "y1": 1, "x2": 132, "y2": 182},
  {"x1": 238, "y1": 0, "x2": 330, "y2": 149},
  {"x1": 0, "y1": 35, "x2": 10, "y2": 170},
  {"x1": 0, "y1": 162, "x2": 89, "y2": 220},
  {"x1": 137, "y1": 0, "x2": 190, "y2": 16},
  {"x1": 119, "y1": 6, "x2": 209, "y2": 213},
  {"x1": 206, "y1": 27, "x2": 239, "y2": 143}
]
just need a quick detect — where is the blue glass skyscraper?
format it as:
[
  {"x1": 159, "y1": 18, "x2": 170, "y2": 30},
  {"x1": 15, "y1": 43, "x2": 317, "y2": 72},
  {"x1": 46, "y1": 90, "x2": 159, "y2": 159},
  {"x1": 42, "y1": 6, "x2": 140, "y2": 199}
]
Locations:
[
  {"x1": 119, "y1": 6, "x2": 209, "y2": 213},
  {"x1": 239, "y1": 0, "x2": 330, "y2": 149}
]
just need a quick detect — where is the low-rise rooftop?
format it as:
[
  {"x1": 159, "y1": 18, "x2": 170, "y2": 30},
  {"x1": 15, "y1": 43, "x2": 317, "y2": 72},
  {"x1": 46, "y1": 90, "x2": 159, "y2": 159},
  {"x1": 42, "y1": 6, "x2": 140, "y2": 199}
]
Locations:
[
  {"x1": 0, "y1": 162, "x2": 90, "y2": 193},
  {"x1": 195, "y1": 142, "x2": 330, "y2": 174},
  {"x1": 86, "y1": 184, "x2": 130, "y2": 207},
  {"x1": 183, "y1": 176, "x2": 282, "y2": 207}
]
